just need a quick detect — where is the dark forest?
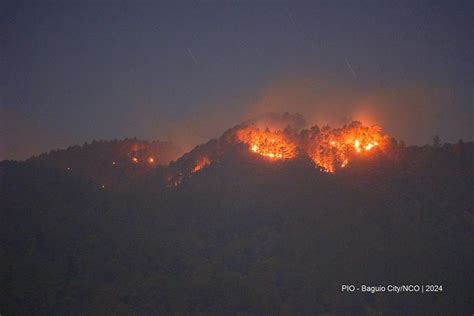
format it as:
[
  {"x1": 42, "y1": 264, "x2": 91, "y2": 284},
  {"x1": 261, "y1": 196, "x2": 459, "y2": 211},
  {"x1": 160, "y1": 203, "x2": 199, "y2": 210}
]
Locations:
[{"x1": 1, "y1": 121, "x2": 472, "y2": 315}]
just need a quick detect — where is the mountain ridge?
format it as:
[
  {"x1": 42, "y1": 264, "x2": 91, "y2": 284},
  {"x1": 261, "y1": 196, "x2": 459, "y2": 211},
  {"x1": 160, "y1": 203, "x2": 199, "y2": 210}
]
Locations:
[{"x1": 1, "y1": 132, "x2": 473, "y2": 314}]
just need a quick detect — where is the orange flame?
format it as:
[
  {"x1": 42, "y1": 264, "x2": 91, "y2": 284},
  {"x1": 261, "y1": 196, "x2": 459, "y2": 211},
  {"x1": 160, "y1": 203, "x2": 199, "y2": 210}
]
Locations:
[
  {"x1": 306, "y1": 122, "x2": 385, "y2": 172},
  {"x1": 192, "y1": 156, "x2": 210, "y2": 173},
  {"x1": 236, "y1": 126, "x2": 296, "y2": 160},
  {"x1": 234, "y1": 121, "x2": 386, "y2": 172},
  {"x1": 165, "y1": 121, "x2": 388, "y2": 188}
]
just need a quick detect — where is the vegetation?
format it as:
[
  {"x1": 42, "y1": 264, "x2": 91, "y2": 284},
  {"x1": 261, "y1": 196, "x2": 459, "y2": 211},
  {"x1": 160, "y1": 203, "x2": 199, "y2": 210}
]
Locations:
[
  {"x1": 25, "y1": 139, "x2": 182, "y2": 190},
  {"x1": 1, "y1": 139, "x2": 473, "y2": 315}
]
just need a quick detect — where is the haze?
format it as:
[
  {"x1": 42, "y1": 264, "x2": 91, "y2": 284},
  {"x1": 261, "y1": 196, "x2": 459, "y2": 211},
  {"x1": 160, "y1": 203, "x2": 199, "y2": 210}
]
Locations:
[{"x1": 1, "y1": 1, "x2": 472, "y2": 160}]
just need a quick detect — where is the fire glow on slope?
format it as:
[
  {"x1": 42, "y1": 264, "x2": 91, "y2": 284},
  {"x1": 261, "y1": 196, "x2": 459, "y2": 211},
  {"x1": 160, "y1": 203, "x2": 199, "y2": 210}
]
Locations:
[
  {"x1": 236, "y1": 126, "x2": 297, "y2": 160},
  {"x1": 306, "y1": 122, "x2": 385, "y2": 172},
  {"x1": 167, "y1": 120, "x2": 388, "y2": 188},
  {"x1": 192, "y1": 156, "x2": 210, "y2": 173},
  {"x1": 235, "y1": 121, "x2": 386, "y2": 172}
]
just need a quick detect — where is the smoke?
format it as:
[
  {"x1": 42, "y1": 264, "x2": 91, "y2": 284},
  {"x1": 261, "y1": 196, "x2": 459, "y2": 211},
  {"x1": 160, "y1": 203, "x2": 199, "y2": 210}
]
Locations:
[
  {"x1": 241, "y1": 72, "x2": 468, "y2": 145},
  {"x1": 5, "y1": 70, "x2": 468, "y2": 161},
  {"x1": 158, "y1": 71, "x2": 469, "y2": 154},
  {"x1": 242, "y1": 73, "x2": 361, "y2": 128},
  {"x1": 160, "y1": 100, "x2": 250, "y2": 152},
  {"x1": 249, "y1": 112, "x2": 307, "y2": 132}
]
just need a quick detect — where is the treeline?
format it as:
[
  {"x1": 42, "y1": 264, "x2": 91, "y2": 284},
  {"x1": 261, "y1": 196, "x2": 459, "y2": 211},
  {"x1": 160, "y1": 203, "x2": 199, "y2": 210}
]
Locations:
[
  {"x1": 24, "y1": 138, "x2": 182, "y2": 190},
  {"x1": 0, "y1": 141, "x2": 473, "y2": 314}
]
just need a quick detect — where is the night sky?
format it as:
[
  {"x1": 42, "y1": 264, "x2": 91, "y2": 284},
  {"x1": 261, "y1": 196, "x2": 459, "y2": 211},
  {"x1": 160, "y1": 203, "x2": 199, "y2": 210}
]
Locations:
[{"x1": 2, "y1": 0, "x2": 472, "y2": 160}]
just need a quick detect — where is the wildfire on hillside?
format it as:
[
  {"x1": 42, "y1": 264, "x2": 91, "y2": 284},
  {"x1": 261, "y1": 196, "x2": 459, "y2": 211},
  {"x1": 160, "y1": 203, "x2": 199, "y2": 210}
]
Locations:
[
  {"x1": 165, "y1": 120, "x2": 389, "y2": 188},
  {"x1": 236, "y1": 126, "x2": 297, "y2": 160},
  {"x1": 306, "y1": 122, "x2": 386, "y2": 172},
  {"x1": 235, "y1": 121, "x2": 387, "y2": 172}
]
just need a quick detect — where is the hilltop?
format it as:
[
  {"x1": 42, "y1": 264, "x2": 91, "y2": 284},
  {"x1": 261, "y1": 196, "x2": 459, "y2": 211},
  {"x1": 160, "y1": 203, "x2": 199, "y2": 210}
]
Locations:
[{"x1": 1, "y1": 116, "x2": 473, "y2": 314}]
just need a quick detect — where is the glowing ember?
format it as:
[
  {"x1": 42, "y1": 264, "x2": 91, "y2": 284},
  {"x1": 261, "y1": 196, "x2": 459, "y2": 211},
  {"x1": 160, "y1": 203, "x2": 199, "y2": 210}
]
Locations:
[
  {"x1": 166, "y1": 173, "x2": 183, "y2": 187},
  {"x1": 148, "y1": 157, "x2": 155, "y2": 163},
  {"x1": 236, "y1": 126, "x2": 296, "y2": 160},
  {"x1": 132, "y1": 157, "x2": 139, "y2": 163},
  {"x1": 192, "y1": 156, "x2": 210, "y2": 173},
  {"x1": 354, "y1": 139, "x2": 361, "y2": 152},
  {"x1": 341, "y1": 159, "x2": 349, "y2": 168}
]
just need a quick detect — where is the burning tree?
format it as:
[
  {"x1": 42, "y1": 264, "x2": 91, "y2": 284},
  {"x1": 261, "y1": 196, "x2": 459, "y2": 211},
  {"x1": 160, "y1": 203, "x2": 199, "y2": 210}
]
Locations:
[
  {"x1": 165, "y1": 119, "x2": 391, "y2": 187},
  {"x1": 306, "y1": 122, "x2": 387, "y2": 172},
  {"x1": 234, "y1": 121, "x2": 387, "y2": 172},
  {"x1": 236, "y1": 125, "x2": 297, "y2": 160}
]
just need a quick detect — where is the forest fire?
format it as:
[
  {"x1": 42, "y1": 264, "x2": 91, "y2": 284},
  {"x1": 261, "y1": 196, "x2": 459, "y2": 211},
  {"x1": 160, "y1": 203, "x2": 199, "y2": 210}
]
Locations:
[
  {"x1": 164, "y1": 120, "x2": 388, "y2": 188},
  {"x1": 233, "y1": 121, "x2": 387, "y2": 172},
  {"x1": 306, "y1": 122, "x2": 386, "y2": 172},
  {"x1": 236, "y1": 126, "x2": 297, "y2": 160}
]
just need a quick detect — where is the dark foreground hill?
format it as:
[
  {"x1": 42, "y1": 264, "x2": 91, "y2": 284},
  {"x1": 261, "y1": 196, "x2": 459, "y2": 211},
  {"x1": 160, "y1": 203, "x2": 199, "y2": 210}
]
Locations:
[
  {"x1": 25, "y1": 139, "x2": 183, "y2": 190},
  {"x1": 1, "y1": 141, "x2": 473, "y2": 315}
]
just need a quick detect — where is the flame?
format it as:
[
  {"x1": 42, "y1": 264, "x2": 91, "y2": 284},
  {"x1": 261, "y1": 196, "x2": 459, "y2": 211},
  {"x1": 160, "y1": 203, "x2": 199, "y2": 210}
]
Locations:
[
  {"x1": 354, "y1": 139, "x2": 361, "y2": 152},
  {"x1": 234, "y1": 121, "x2": 385, "y2": 172},
  {"x1": 192, "y1": 156, "x2": 210, "y2": 173},
  {"x1": 364, "y1": 141, "x2": 378, "y2": 151},
  {"x1": 148, "y1": 157, "x2": 155, "y2": 163},
  {"x1": 132, "y1": 157, "x2": 139, "y2": 163},
  {"x1": 341, "y1": 159, "x2": 349, "y2": 168},
  {"x1": 306, "y1": 122, "x2": 385, "y2": 172},
  {"x1": 164, "y1": 120, "x2": 388, "y2": 188},
  {"x1": 236, "y1": 126, "x2": 296, "y2": 160}
]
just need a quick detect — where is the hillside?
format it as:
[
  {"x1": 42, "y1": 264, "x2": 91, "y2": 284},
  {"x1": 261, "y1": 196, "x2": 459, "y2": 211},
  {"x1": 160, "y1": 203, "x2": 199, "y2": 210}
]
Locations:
[
  {"x1": 25, "y1": 139, "x2": 183, "y2": 190},
  {"x1": 1, "y1": 124, "x2": 473, "y2": 314}
]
